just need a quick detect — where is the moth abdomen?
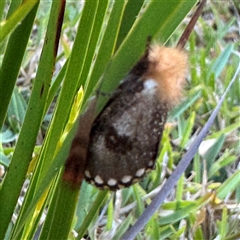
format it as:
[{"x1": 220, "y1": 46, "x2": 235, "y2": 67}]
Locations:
[{"x1": 84, "y1": 45, "x2": 187, "y2": 190}]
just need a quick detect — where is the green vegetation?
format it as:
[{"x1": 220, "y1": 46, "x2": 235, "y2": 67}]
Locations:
[{"x1": 0, "y1": 1, "x2": 239, "y2": 239}]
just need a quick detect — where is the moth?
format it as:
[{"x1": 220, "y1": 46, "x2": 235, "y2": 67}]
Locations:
[{"x1": 84, "y1": 44, "x2": 188, "y2": 190}]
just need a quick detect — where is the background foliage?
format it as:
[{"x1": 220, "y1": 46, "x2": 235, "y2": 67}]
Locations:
[{"x1": 0, "y1": 1, "x2": 239, "y2": 239}]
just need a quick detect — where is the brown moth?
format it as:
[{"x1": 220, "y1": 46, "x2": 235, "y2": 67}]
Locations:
[
  {"x1": 64, "y1": 0, "x2": 206, "y2": 191},
  {"x1": 84, "y1": 45, "x2": 188, "y2": 190}
]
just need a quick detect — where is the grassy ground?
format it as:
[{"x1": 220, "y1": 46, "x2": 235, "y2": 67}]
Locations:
[{"x1": 1, "y1": 1, "x2": 239, "y2": 239}]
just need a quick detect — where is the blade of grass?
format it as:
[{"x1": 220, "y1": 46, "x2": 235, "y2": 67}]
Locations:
[
  {"x1": 83, "y1": 0, "x2": 128, "y2": 103},
  {"x1": 12, "y1": 1, "x2": 107, "y2": 238},
  {"x1": 159, "y1": 194, "x2": 211, "y2": 226},
  {"x1": 170, "y1": 92, "x2": 201, "y2": 119},
  {"x1": 217, "y1": 170, "x2": 240, "y2": 199},
  {"x1": 74, "y1": 182, "x2": 96, "y2": 230},
  {"x1": 0, "y1": 1, "x2": 65, "y2": 238},
  {"x1": 39, "y1": 1, "x2": 105, "y2": 238},
  {"x1": 208, "y1": 44, "x2": 234, "y2": 80},
  {"x1": 0, "y1": 0, "x2": 7, "y2": 20},
  {"x1": 0, "y1": 0, "x2": 39, "y2": 43},
  {"x1": 77, "y1": 191, "x2": 108, "y2": 239},
  {"x1": 115, "y1": 0, "x2": 144, "y2": 49},
  {"x1": 7, "y1": 87, "x2": 27, "y2": 132},
  {"x1": 204, "y1": 134, "x2": 225, "y2": 173},
  {"x1": 0, "y1": 2, "x2": 39, "y2": 129},
  {"x1": 39, "y1": 179, "x2": 79, "y2": 240},
  {"x1": 12, "y1": 113, "x2": 80, "y2": 239}
]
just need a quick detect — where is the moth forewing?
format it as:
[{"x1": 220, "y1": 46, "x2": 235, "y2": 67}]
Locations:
[{"x1": 84, "y1": 45, "x2": 188, "y2": 190}]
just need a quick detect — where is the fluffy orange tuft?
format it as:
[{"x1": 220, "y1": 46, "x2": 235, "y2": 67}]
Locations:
[{"x1": 144, "y1": 45, "x2": 188, "y2": 108}]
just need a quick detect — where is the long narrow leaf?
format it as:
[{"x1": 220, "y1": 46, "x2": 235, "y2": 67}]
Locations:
[
  {"x1": 0, "y1": 0, "x2": 38, "y2": 43},
  {"x1": 0, "y1": 1, "x2": 65, "y2": 238}
]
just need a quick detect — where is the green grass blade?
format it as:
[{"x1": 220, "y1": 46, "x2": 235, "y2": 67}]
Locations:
[
  {"x1": 217, "y1": 170, "x2": 240, "y2": 199},
  {"x1": 0, "y1": 1, "x2": 64, "y2": 238},
  {"x1": 83, "y1": 0, "x2": 127, "y2": 102},
  {"x1": 115, "y1": 0, "x2": 144, "y2": 49},
  {"x1": 0, "y1": 0, "x2": 7, "y2": 20},
  {"x1": 0, "y1": 3, "x2": 38, "y2": 129},
  {"x1": 39, "y1": 180, "x2": 79, "y2": 240},
  {"x1": 11, "y1": 109, "x2": 80, "y2": 238},
  {"x1": 208, "y1": 44, "x2": 234, "y2": 79},
  {"x1": 39, "y1": 1, "x2": 106, "y2": 238},
  {"x1": 7, "y1": 87, "x2": 27, "y2": 132},
  {"x1": 0, "y1": 0, "x2": 39, "y2": 43},
  {"x1": 77, "y1": 191, "x2": 108, "y2": 239},
  {"x1": 204, "y1": 134, "x2": 225, "y2": 173}
]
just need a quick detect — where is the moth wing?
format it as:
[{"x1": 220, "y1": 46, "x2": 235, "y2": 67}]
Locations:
[{"x1": 85, "y1": 79, "x2": 167, "y2": 190}]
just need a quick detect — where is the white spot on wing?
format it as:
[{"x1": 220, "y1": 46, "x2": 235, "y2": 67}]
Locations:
[
  {"x1": 121, "y1": 175, "x2": 132, "y2": 184},
  {"x1": 148, "y1": 160, "x2": 154, "y2": 167},
  {"x1": 108, "y1": 178, "x2": 117, "y2": 186},
  {"x1": 135, "y1": 168, "x2": 145, "y2": 177},
  {"x1": 95, "y1": 175, "x2": 104, "y2": 184},
  {"x1": 85, "y1": 170, "x2": 91, "y2": 178}
]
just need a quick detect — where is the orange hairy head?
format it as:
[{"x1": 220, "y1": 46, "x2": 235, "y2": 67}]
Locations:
[{"x1": 144, "y1": 45, "x2": 188, "y2": 108}]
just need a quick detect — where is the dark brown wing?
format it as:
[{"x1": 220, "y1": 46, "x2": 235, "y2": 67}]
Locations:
[{"x1": 85, "y1": 77, "x2": 168, "y2": 190}]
